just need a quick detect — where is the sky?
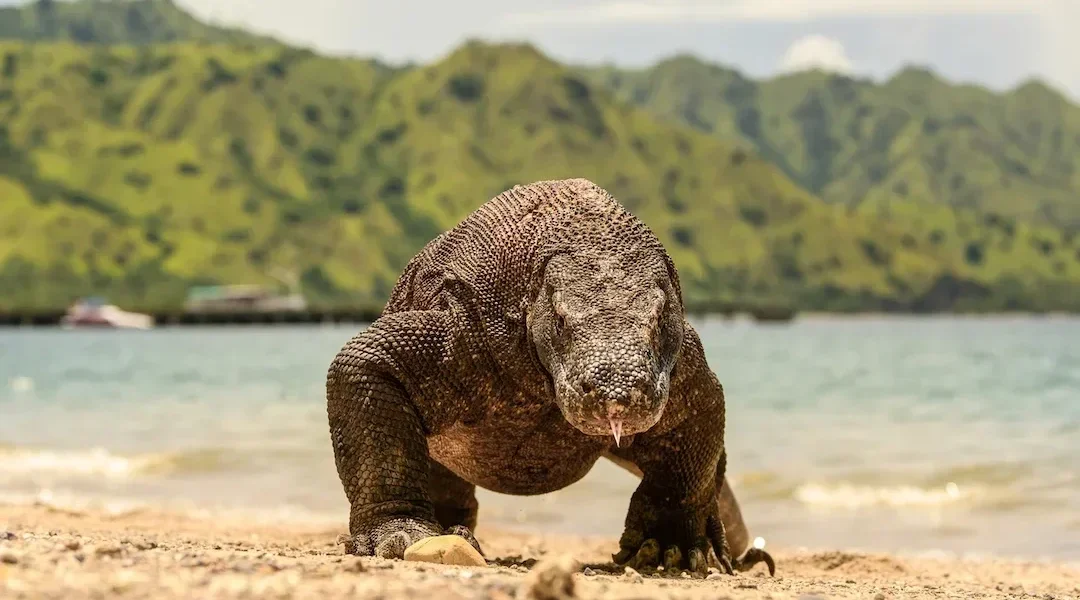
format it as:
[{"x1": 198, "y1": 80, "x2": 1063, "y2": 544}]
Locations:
[{"x1": 4, "y1": 0, "x2": 1077, "y2": 99}]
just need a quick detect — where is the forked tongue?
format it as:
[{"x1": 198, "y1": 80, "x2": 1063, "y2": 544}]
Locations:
[{"x1": 609, "y1": 418, "x2": 623, "y2": 447}]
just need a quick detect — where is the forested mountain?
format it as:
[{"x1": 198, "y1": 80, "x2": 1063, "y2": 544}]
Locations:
[
  {"x1": 1, "y1": 1, "x2": 1079, "y2": 312},
  {"x1": 583, "y1": 56, "x2": 1080, "y2": 232}
]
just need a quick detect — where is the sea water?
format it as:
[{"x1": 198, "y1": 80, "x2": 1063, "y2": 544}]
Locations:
[{"x1": 1, "y1": 316, "x2": 1077, "y2": 560}]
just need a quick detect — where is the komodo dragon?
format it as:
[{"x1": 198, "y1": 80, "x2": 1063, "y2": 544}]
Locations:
[{"x1": 326, "y1": 178, "x2": 775, "y2": 576}]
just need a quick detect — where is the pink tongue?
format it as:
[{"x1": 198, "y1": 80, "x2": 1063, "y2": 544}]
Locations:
[{"x1": 609, "y1": 418, "x2": 623, "y2": 447}]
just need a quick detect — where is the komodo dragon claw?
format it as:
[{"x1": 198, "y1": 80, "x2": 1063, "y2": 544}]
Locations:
[{"x1": 733, "y1": 546, "x2": 776, "y2": 576}]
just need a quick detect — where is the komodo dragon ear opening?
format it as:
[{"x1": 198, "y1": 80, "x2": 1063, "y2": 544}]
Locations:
[
  {"x1": 522, "y1": 301, "x2": 557, "y2": 398},
  {"x1": 662, "y1": 252, "x2": 684, "y2": 309}
]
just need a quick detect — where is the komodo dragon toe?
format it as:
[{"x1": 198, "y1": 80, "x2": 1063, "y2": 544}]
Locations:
[{"x1": 339, "y1": 517, "x2": 483, "y2": 559}]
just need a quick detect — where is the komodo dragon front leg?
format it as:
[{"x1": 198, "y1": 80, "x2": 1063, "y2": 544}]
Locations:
[
  {"x1": 605, "y1": 322, "x2": 776, "y2": 576},
  {"x1": 605, "y1": 454, "x2": 775, "y2": 575},
  {"x1": 326, "y1": 310, "x2": 482, "y2": 558}
]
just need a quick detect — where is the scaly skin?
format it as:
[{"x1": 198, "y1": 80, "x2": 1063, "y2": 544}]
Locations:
[{"x1": 326, "y1": 178, "x2": 774, "y2": 576}]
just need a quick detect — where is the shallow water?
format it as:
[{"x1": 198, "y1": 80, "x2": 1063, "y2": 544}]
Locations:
[{"x1": 1, "y1": 316, "x2": 1078, "y2": 560}]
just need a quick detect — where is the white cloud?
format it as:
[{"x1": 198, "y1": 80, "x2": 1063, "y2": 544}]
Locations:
[
  {"x1": 498, "y1": 0, "x2": 1038, "y2": 27},
  {"x1": 778, "y1": 35, "x2": 854, "y2": 74},
  {"x1": 165, "y1": 0, "x2": 1079, "y2": 100},
  {"x1": 177, "y1": 0, "x2": 346, "y2": 50},
  {"x1": 1034, "y1": 0, "x2": 1080, "y2": 97}
]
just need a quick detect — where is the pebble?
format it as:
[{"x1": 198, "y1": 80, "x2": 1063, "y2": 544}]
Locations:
[
  {"x1": 706, "y1": 573, "x2": 723, "y2": 581},
  {"x1": 519, "y1": 555, "x2": 578, "y2": 600},
  {"x1": 1, "y1": 551, "x2": 19, "y2": 564},
  {"x1": 403, "y1": 536, "x2": 486, "y2": 567},
  {"x1": 65, "y1": 540, "x2": 82, "y2": 551},
  {"x1": 582, "y1": 567, "x2": 595, "y2": 576},
  {"x1": 623, "y1": 566, "x2": 643, "y2": 584},
  {"x1": 95, "y1": 544, "x2": 125, "y2": 558},
  {"x1": 1, "y1": 531, "x2": 14, "y2": 541}
]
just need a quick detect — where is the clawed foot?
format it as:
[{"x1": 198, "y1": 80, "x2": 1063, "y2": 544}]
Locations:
[
  {"x1": 338, "y1": 517, "x2": 484, "y2": 559},
  {"x1": 613, "y1": 508, "x2": 733, "y2": 576},
  {"x1": 733, "y1": 547, "x2": 776, "y2": 576}
]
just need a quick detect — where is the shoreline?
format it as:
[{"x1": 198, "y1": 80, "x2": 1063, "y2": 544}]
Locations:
[
  {"x1": 2, "y1": 503, "x2": 1078, "y2": 599},
  {"x1": 2, "y1": 309, "x2": 1080, "y2": 329}
]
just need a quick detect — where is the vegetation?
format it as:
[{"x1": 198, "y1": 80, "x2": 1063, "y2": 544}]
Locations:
[
  {"x1": 582, "y1": 56, "x2": 1080, "y2": 232},
  {"x1": 0, "y1": 1, "x2": 1079, "y2": 313}
]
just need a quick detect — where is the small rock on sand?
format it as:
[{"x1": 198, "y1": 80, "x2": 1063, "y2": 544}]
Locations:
[
  {"x1": 519, "y1": 555, "x2": 578, "y2": 600},
  {"x1": 403, "y1": 536, "x2": 486, "y2": 567},
  {"x1": 95, "y1": 544, "x2": 125, "y2": 558}
]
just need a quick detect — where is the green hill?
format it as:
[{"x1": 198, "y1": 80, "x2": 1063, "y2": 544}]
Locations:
[
  {"x1": 0, "y1": 0, "x2": 275, "y2": 45},
  {"x1": 582, "y1": 57, "x2": 1080, "y2": 232},
  {"x1": 1, "y1": 39, "x2": 1079, "y2": 312}
]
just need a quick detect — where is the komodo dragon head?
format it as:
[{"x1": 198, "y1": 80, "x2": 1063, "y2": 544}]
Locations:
[{"x1": 526, "y1": 250, "x2": 685, "y2": 446}]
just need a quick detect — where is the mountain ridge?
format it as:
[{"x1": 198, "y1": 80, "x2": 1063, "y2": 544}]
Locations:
[
  {"x1": 579, "y1": 54, "x2": 1080, "y2": 232},
  {"x1": 1, "y1": 4, "x2": 1079, "y2": 312},
  {"x1": 0, "y1": 0, "x2": 279, "y2": 45}
]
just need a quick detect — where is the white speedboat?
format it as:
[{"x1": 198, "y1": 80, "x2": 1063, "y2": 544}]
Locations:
[{"x1": 60, "y1": 297, "x2": 154, "y2": 330}]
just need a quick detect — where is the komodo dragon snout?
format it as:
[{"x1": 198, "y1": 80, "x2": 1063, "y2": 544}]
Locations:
[{"x1": 526, "y1": 252, "x2": 685, "y2": 445}]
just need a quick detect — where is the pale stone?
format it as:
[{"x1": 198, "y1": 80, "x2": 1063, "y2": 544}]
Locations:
[
  {"x1": 519, "y1": 555, "x2": 579, "y2": 600},
  {"x1": 403, "y1": 536, "x2": 485, "y2": 567}
]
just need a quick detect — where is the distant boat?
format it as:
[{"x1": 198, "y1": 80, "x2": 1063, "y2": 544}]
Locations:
[
  {"x1": 60, "y1": 297, "x2": 154, "y2": 330},
  {"x1": 183, "y1": 284, "x2": 307, "y2": 314}
]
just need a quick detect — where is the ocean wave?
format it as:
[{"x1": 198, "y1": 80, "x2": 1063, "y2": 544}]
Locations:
[
  {"x1": 8, "y1": 376, "x2": 35, "y2": 392},
  {"x1": 732, "y1": 459, "x2": 1060, "y2": 511},
  {"x1": 793, "y1": 481, "x2": 983, "y2": 510},
  {"x1": 922, "y1": 462, "x2": 1035, "y2": 488},
  {"x1": 0, "y1": 488, "x2": 343, "y2": 528},
  {"x1": 0, "y1": 446, "x2": 237, "y2": 480}
]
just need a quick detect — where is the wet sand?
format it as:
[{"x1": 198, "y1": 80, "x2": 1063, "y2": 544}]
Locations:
[{"x1": 1, "y1": 502, "x2": 1078, "y2": 599}]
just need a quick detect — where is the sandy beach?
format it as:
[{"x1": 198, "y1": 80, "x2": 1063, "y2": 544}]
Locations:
[{"x1": 1, "y1": 502, "x2": 1077, "y2": 600}]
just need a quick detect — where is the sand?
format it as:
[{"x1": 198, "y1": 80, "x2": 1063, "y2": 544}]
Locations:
[{"x1": 1, "y1": 503, "x2": 1078, "y2": 600}]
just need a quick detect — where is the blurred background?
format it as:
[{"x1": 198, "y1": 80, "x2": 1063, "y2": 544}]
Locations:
[{"x1": 0, "y1": 0, "x2": 1078, "y2": 562}]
